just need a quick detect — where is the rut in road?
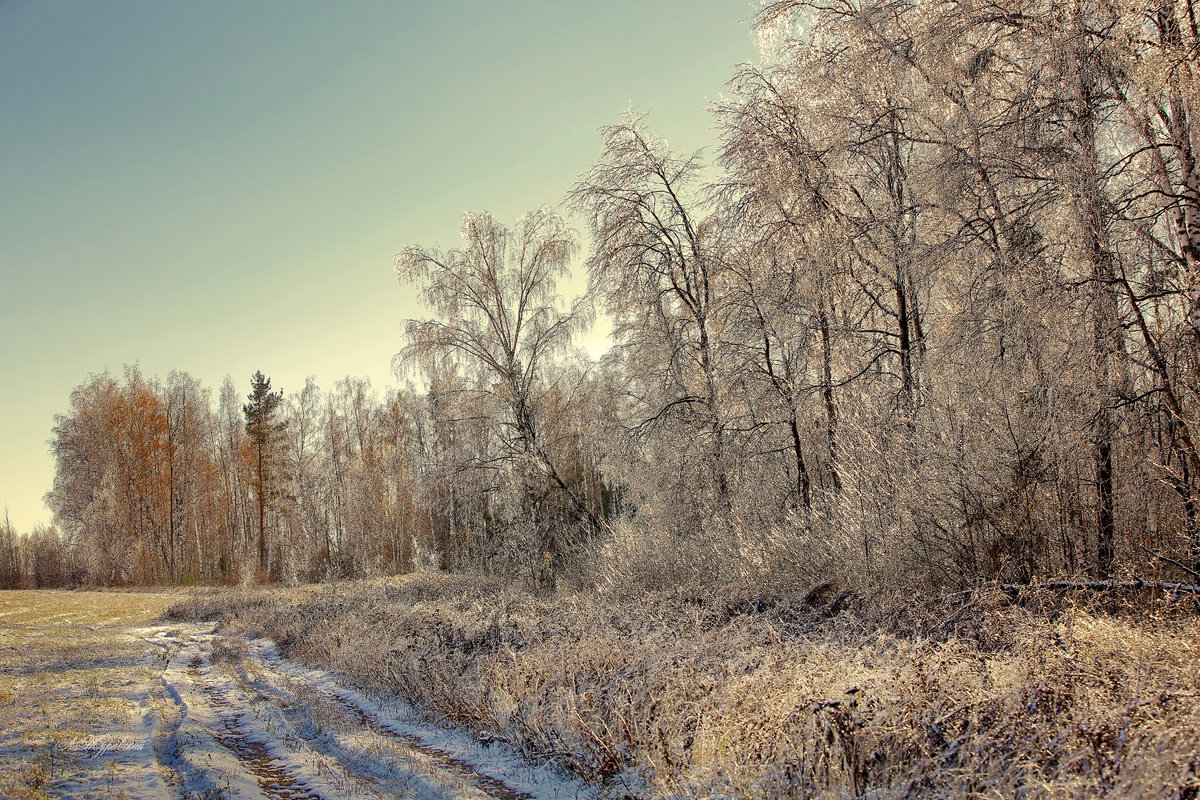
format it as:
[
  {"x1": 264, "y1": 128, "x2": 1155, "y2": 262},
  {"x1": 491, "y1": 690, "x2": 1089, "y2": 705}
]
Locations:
[
  {"x1": 155, "y1": 626, "x2": 581, "y2": 800},
  {"x1": 187, "y1": 652, "x2": 323, "y2": 800},
  {"x1": 232, "y1": 652, "x2": 535, "y2": 800}
]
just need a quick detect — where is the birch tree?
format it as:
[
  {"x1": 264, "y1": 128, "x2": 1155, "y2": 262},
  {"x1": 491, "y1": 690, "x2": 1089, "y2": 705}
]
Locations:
[
  {"x1": 396, "y1": 208, "x2": 597, "y2": 582},
  {"x1": 572, "y1": 117, "x2": 735, "y2": 522}
]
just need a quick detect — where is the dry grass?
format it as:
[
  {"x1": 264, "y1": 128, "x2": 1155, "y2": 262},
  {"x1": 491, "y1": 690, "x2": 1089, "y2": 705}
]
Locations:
[
  {"x1": 166, "y1": 576, "x2": 1200, "y2": 799},
  {"x1": 0, "y1": 590, "x2": 176, "y2": 799}
]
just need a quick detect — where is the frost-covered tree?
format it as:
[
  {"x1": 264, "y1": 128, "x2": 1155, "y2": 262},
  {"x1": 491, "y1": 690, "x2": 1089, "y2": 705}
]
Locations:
[
  {"x1": 395, "y1": 209, "x2": 598, "y2": 582},
  {"x1": 572, "y1": 117, "x2": 736, "y2": 528},
  {"x1": 0, "y1": 511, "x2": 21, "y2": 589}
]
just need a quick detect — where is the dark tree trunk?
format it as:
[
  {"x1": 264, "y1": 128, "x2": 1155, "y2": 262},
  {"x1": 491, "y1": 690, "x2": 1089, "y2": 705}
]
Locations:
[
  {"x1": 1067, "y1": 15, "x2": 1122, "y2": 580},
  {"x1": 257, "y1": 443, "x2": 267, "y2": 576},
  {"x1": 895, "y1": 277, "x2": 914, "y2": 413},
  {"x1": 818, "y1": 299, "x2": 841, "y2": 492},
  {"x1": 789, "y1": 414, "x2": 812, "y2": 510}
]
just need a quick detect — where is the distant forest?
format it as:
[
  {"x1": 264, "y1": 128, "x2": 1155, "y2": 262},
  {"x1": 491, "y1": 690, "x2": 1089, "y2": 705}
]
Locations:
[{"x1": 5, "y1": 0, "x2": 1199, "y2": 594}]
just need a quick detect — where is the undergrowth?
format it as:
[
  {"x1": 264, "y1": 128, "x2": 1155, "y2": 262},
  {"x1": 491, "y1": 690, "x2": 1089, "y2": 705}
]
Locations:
[{"x1": 164, "y1": 575, "x2": 1200, "y2": 799}]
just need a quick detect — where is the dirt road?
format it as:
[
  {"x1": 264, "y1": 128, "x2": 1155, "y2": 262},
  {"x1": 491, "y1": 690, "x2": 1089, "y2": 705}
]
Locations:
[{"x1": 0, "y1": 591, "x2": 590, "y2": 800}]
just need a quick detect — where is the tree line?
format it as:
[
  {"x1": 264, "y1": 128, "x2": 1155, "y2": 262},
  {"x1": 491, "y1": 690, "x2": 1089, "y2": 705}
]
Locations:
[{"x1": 18, "y1": 0, "x2": 1200, "y2": 592}]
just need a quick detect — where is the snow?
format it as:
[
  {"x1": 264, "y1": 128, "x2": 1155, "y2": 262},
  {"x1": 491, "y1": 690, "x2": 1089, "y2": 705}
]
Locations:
[{"x1": 146, "y1": 623, "x2": 596, "y2": 799}]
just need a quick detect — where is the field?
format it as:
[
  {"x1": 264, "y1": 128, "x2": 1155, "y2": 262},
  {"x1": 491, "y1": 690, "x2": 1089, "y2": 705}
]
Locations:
[{"x1": 0, "y1": 590, "x2": 178, "y2": 799}]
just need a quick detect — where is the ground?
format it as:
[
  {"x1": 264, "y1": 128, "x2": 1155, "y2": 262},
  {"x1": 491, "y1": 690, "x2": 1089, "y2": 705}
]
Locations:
[
  {"x1": 0, "y1": 590, "x2": 590, "y2": 800},
  {"x1": 4, "y1": 580, "x2": 1199, "y2": 798}
]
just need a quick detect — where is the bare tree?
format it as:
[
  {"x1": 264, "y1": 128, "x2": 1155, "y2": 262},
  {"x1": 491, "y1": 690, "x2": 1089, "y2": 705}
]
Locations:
[
  {"x1": 571, "y1": 117, "x2": 735, "y2": 518},
  {"x1": 0, "y1": 511, "x2": 21, "y2": 589},
  {"x1": 396, "y1": 208, "x2": 598, "y2": 582}
]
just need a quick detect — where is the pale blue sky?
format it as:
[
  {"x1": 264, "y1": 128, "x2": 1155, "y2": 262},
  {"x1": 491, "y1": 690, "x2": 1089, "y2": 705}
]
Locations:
[{"x1": 0, "y1": 1, "x2": 759, "y2": 532}]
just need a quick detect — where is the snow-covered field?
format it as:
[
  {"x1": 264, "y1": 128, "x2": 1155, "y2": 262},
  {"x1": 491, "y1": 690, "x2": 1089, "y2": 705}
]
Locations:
[{"x1": 0, "y1": 591, "x2": 594, "y2": 799}]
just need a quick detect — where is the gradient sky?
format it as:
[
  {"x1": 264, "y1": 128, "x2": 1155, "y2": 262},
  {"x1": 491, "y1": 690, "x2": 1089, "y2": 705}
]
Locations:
[{"x1": 0, "y1": 1, "x2": 759, "y2": 532}]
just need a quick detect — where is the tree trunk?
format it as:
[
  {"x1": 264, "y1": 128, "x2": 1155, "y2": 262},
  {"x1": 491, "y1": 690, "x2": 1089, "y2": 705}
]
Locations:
[
  {"x1": 818, "y1": 298, "x2": 842, "y2": 492},
  {"x1": 257, "y1": 443, "x2": 267, "y2": 576},
  {"x1": 1067, "y1": 4, "x2": 1123, "y2": 579},
  {"x1": 698, "y1": 315, "x2": 730, "y2": 503},
  {"x1": 895, "y1": 274, "x2": 915, "y2": 413},
  {"x1": 789, "y1": 414, "x2": 812, "y2": 510}
]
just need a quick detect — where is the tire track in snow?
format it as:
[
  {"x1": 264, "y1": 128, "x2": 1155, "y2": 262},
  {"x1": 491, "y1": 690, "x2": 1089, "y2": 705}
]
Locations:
[
  {"x1": 230, "y1": 650, "x2": 534, "y2": 800},
  {"x1": 154, "y1": 627, "x2": 589, "y2": 800},
  {"x1": 187, "y1": 651, "x2": 323, "y2": 800}
]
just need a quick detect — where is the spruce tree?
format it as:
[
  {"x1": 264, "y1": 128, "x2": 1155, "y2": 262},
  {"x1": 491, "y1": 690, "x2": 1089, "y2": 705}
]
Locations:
[{"x1": 243, "y1": 371, "x2": 284, "y2": 577}]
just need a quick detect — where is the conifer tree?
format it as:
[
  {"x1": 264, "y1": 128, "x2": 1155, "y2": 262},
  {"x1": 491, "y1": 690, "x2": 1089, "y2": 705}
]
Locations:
[{"x1": 243, "y1": 371, "x2": 285, "y2": 577}]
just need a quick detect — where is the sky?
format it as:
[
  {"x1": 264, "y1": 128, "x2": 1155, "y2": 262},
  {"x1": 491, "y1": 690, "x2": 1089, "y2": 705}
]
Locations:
[{"x1": 0, "y1": 0, "x2": 760, "y2": 533}]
